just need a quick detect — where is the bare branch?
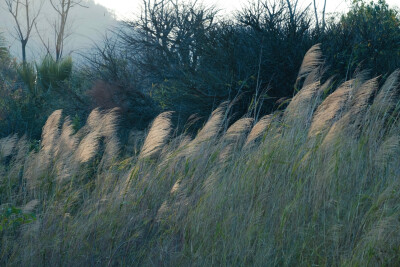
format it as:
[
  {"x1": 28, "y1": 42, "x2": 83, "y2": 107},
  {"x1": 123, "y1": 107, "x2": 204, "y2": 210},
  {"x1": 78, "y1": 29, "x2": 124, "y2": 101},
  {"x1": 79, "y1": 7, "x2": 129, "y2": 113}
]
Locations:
[{"x1": 5, "y1": 0, "x2": 44, "y2": 62}]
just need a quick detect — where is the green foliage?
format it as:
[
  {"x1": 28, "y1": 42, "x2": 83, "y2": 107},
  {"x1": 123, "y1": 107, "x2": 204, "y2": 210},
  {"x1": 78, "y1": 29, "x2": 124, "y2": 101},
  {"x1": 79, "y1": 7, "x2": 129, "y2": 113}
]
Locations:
[
  {"x1": 71, "y1": 113, "x2": 82, "y2": 133},
  {"x1": 0, "y1": 33, "x2": 8, "y2": 61},
  {"x1": 323, "y1": 0, "x2": 400, "y2": 78},
  {"x1": 0, "y1": 33, "x2": 14, "y2": 79},
  {"x1": 17, "y1": 63, "x2": 36, "y2": 95},
  {"x1": 36, "y1": 55, "x2": 73, "y2": 90},
  {"x1": 0, "y1": 205, "x2": 36, "y2": 232},
  {"x1": 15, "y1": 55, "x2": 73, "y2": 100},
  {"x1": 0, "y1": 54, "x2": 88, "y2": 139}
]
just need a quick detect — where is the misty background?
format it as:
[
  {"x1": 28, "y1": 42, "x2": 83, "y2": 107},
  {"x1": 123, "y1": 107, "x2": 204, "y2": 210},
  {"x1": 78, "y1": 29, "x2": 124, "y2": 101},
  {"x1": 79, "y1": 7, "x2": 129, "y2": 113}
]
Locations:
[{"x1": 0, "y1": 0, "x2": 118, "y2": 61}]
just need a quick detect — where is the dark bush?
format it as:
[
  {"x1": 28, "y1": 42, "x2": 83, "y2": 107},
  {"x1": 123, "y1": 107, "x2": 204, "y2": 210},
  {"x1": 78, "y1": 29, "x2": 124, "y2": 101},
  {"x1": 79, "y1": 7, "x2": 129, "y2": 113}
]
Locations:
[{"x1": 322, "y1": 0, "x2": 400, "y2": 80}]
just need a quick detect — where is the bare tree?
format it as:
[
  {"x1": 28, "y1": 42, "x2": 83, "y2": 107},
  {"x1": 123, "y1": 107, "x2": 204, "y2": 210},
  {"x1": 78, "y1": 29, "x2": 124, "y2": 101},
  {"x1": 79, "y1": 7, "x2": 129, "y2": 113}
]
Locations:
[
  {"x1": 313, "y1": 0, "x2": 326, "y2": 32},
  {"x1": 49, "y1": 0, "x2": 86, "y2": 61},
  {"x1": 321, "y1": 0, "x2": 326, "y2": 32},
  {"x1": 313, "y1": 0, "x2": 319, "y2": 29},
  {"x1": 5, "y1": 0, "x2": 43, "y2": 63}
]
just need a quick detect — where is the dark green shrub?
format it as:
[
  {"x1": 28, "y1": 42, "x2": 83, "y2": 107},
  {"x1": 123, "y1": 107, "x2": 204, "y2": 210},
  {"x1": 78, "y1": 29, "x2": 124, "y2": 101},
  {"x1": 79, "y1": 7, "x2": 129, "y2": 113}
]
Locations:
[{"x1": 323, "y1": 0, "x2": 400, "y2": 79}]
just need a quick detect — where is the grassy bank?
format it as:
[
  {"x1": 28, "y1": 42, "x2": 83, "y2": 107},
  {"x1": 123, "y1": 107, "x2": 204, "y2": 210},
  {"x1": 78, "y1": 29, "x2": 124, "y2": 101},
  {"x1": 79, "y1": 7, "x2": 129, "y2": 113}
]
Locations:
[{"x1": 1, "y1": 45, "x2": 400, "y2": 266}]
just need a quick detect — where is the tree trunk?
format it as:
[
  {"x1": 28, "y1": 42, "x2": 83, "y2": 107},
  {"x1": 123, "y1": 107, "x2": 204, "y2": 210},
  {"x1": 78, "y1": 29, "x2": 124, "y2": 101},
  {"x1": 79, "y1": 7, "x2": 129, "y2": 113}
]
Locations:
[
  {"x1": 321, "y1": 0, "x2": 326, "y2": 32},
  {"x1": 313, "y1": 0, "x2": 319, "y2": 31},
  {"x1": 22, "y1": 39, "x2": 27, "y2": 63}
]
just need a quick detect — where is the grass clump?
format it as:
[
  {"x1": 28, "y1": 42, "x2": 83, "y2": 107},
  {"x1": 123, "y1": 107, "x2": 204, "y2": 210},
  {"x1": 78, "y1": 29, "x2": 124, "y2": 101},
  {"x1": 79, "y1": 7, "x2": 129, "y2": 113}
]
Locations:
[{"x1": 1, "y1": 46, "x2": 400, "y2": 266}]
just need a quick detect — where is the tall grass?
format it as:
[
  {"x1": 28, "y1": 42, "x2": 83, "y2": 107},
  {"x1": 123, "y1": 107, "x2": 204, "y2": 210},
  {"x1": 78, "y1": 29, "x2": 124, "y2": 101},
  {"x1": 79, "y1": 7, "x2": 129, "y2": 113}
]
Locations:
[{"x1": 1, "y1": 46, "x2": 400, "y2": 266}]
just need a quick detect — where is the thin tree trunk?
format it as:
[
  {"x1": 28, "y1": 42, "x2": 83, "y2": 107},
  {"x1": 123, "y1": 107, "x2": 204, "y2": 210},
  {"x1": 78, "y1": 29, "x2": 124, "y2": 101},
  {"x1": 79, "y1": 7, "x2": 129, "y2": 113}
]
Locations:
[
  {"x1": 321, "y1": 0, "x2": 326, "y2": 32},
  {"x1": 22, "y1": 39, "x2": 27, "y2": 63},
  {"x1": 313, "y1": 0, "x2": 319, "y2": 30}
]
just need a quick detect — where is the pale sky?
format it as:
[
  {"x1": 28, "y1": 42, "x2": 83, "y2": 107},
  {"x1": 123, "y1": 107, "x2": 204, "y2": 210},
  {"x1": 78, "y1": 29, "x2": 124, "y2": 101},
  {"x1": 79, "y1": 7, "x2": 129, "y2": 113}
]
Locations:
[{"x1": 94, "y1": 0, "x2": 399, "y2": 20}]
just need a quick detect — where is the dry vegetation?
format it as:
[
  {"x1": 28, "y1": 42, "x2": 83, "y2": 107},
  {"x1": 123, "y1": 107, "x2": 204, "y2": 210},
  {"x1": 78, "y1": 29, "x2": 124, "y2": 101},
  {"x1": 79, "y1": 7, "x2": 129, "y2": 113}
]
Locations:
[{"x1": 1, "y1": 45, "x2": 400, "y2": 266}]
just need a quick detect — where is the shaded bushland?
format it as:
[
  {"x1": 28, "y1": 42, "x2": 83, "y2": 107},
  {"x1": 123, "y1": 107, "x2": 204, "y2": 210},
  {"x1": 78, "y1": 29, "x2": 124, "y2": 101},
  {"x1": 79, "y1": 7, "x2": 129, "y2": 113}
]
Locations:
[
  {"x1": 2, "y1": 0, "x2": 400, "y2": 140},
  {"x1": 0, "y1": 50, "x2": 89, "y2": 139},
  {"x1": 1, "y1": 44, "x2": 400, "y2": 266},
  {"x1": 86, "y1": 0, "x2": 400, "y2": 128}
]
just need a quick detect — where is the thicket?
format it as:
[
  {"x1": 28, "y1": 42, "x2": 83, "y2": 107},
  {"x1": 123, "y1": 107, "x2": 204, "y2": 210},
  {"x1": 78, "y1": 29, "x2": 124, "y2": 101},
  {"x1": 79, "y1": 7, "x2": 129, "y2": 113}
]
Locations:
[{"x1": 1, "y1": 0, "x2": 400, "y2": 138}]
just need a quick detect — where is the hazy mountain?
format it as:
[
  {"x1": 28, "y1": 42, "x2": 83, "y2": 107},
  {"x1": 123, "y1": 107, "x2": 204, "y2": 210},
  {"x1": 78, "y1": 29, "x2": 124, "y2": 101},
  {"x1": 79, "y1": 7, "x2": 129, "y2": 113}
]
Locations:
[{"x1": 0, "y1": 0, "x2": 121, "y2": 62}]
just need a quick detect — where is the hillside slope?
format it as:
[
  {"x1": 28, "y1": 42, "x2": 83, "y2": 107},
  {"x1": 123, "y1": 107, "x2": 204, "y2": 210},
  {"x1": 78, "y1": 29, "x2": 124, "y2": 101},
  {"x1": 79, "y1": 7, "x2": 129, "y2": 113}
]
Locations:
[{"x1": 1, "y1": 45, "x2": 400, "y2": 266}]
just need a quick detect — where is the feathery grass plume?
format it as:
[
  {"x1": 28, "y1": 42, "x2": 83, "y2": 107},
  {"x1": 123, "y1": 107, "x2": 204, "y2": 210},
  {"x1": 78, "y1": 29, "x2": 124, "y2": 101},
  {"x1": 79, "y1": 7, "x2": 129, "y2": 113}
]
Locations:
[
  {"x1": 75, "y1": 108, "x2": 121, "y2": 165},
  {"x1": 156, "y1": 106, "x2": 231, "y2": 221},
  {"x1": 0, "y1": 134, "x2": 18, "y2": 159},
  {"x1": 362, "y1": 73, "x2": 400, "y2": 149},
  {"x1": 323, "y1": 78, "x2": 378, "y2": 145},
  {"x1": 318, "y1": 76, "x2": 335, "y2": 95},
  {"x1": 86, "y1": 108, "x2": 103, "y2": 130},
  {"x1": 55, "y1": 117, "x2": 78, "y2": 159},
  {"x1": 193, "y1": 102, "x2": 229, "y2": 143},
  {"x1": 219, "y1": 118, "x2": 253, "y2": 161},
  {"x1": 156, "y1": 168, "x2": 188, "y2": 222},
  {"x1": 98, "y1": 108, "x2": 120, "y2": 167},
  {"x1": 75, "y1": 131, "x2": 101, "y2": 163},
  {"x1": 354, "y1": 216, "x2": 400, "y2": 266},
  {"x1": 53, "y1": 117, "x2": 79, "y2": 182},
  {"x1": 156, "y1": 200, "x2": 169, "y2": 222},
  {"x1": 308, "y1": 79, "x2": 355, "y2": 137},
  {"x1": 31, "y1": 110, "x2": 63, "y2": 181},
  {"x1": 372, "y1": 70, "x2": 400, "y2": 111},
  {"x1": 73, "y1": 110, "x2": 102, "y2": 164},
  {"x1": 244, "y1": 114, "x2": 275, "y2": 147},
  {"x1": 41, "y1": 109, "x2": 63, "y2": 156},
  {"x1": 368, "y1": 70, "x2": 400, "y2": 129},
  {"x1": 302, "y1": 66, "x2": 325, "y2": 89},
  {"x1": 98, "y1": 108, "x2": 120, "y2": 138},
  {"x1": 222, "y1": 118, "x2": 254, "y2": 143},
  {"x1": 295, "y1": 44, "x2": 322, "y2": 90},
  {"x1": 73, "y1": 108, "x2": 118, "y2": 164},
  {"x1": 186, "y1": 102, "x2": 229, "y2": 155},
  {"x1": 139, "y1": 111, "x2": 174, "y2": 159},
  {"x1": 349, "y1": 77, "x2": 379, "y2": 116},
  {"x1": 284, "y1": 81, "x2": 321, "y2": 126}
]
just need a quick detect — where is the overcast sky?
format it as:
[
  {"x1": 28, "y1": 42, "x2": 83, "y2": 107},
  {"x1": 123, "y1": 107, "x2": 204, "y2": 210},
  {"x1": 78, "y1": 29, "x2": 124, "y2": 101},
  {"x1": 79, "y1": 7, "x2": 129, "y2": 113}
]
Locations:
[
  {"x1": 94, "y1": 0, "x2": 400, "y2": 20},
  {"x1": 0, "y1": 0, "x2": 117, "y2": 61}
]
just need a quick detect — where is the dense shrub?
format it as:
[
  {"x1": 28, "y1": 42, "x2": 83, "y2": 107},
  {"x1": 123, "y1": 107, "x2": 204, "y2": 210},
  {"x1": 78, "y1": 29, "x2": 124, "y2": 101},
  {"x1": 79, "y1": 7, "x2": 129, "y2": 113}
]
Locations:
[
  {"x1": 0, "y1": 53, "x2": 88, "y2": 139},
  {"x1": 82, "y1": 37, "x2": 160, "y2": 130},
  {"x1": 322, "y1": 0, "x2": 400, "y2": 79},
  {"x1": 75, "y1": 0, "x2": 399, "y2": 133},
  {"x1": 117, "y1": 0, "x2": 317, "y2": 120}
]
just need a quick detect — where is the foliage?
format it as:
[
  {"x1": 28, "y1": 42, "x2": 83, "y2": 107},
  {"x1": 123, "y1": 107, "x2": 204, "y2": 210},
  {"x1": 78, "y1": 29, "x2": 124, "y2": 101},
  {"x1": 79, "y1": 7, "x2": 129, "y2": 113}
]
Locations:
[
  {"x1": 0, "y1": 33, "x2": 8, "y2": 61},
  {"x1": 36, "y1": 55, "x2": 73, "y2": 89},
  {"x1": 0, "y1": 55, "x2": 87, "y2": 139},
  {"x1": 322, "y1": 0, "x2": 400, "y2": 79},
  {"x1": 0, "y1": 206, "x2": 36, "y2": 232},
  {"x1": 83, "y1": 37, "x2": 160, "y2": 130}
]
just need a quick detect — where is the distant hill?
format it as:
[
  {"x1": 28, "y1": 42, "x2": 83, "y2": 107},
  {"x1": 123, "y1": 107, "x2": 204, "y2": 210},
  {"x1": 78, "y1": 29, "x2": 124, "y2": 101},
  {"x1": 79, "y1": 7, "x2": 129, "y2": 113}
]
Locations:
[{"x1": 0, "y1": 0, "x2": 120, "y2": 62}]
